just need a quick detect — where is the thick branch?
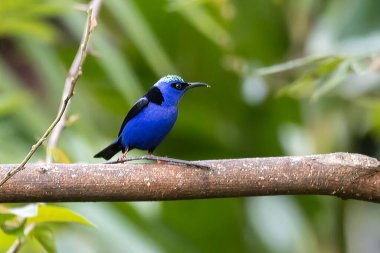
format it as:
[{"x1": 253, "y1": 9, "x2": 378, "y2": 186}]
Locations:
[{"x1": 0, "y1": 153, "x2": 379, "y2": 203}]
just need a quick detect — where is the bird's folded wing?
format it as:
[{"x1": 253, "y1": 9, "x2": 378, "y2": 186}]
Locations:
[{"x1": 118, "y1": 97, "x2": 149, "y2": 136}]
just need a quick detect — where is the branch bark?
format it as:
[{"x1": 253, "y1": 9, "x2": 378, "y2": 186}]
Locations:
[{"x1": 0, "y1": 153, "x2": 379, "y2": 203}]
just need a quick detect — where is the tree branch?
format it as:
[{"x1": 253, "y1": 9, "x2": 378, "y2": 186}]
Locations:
[
  {"x1": 46, "y1": 0, "x2": 102, "y2": 163},
  {"x1": 0, "y1": 153, "x2": 379, "y2": 203},
  {"x1": 0, "y1": 2, "x2": 100, "y2": 187}
]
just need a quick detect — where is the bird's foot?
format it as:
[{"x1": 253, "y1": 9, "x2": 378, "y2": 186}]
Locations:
[
  {"x1": 107, "y1": 154, "x2": 210, "y2": 169},
  {"x1": 156, "y1": 159, "x2": 165, "y2": 164},
  {"x1": 115, "y1": 149, "x2": 129, "y2": 162}
]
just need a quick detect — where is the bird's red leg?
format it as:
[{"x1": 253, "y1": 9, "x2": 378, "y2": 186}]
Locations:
[
  {"x1": 118, "y1": 148, "x2": 129, "y2": 162},
  {"x1": 149, "y1": 150, "x2": 165, "y2": 164}
]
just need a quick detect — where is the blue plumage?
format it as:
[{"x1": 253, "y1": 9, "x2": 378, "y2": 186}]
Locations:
[
  {"x1": 119, "y1": 101, "x2": 178, "y2": 151},
  {"x1": 94, "y1": 75, "x2": 209, "y2": 160}
]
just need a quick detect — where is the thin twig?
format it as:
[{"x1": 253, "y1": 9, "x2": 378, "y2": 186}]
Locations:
[
  {"x1": 46, "y1": 0, "x2": 102, "y2": 163},
  {"x1": 0, "y1": 3, "x2": 99, "y2": 187},
  {"x1": 254, "y1": 55, "x2": 331, "y2": 76},
  {"x1": 7, "y1": 224, "x2": 36, "y2": 253},
  {"x1": 105, "y1": 154, "x2": 210, "y2": 169},
  {"x1": 0, "y1": 153, "x2": 379, "y2": 203}
]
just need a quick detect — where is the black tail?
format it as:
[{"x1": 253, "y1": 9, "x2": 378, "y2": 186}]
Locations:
[{"x1": 94, "y1": 141, "x2": 122, "y2": 160}]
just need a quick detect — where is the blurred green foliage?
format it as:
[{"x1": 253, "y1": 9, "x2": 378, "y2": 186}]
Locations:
[
  {"x1": 1, "y1": 0, "x2": 380, "y2": 252},
  {"x1": 0, "y1": 204, "x2": 92, "y2": 252}
]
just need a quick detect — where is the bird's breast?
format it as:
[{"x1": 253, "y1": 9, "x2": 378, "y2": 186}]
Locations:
[
  {"x1": 119, "y1": 104, "x2": 178, "y2": 150},
  {"x1": 143, "y1": 104, "x2": 178, "y2": 122}
]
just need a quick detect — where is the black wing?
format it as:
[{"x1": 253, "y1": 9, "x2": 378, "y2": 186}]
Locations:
[{"x1": 118, "y1": 97, "x2": 149, "y2": 136}]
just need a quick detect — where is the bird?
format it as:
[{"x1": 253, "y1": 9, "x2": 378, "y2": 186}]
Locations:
[{"x1": 94, "y1": 75, "x2": 209, "y2": 161}]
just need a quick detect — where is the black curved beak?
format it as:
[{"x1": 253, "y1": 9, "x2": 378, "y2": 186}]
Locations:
[{"x1": 185, "y1": 82, "x2": 210, "y2": 91}]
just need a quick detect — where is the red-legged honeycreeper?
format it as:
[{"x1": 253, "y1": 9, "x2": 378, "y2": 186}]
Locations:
[{"x1": 94, "y1": 75, "x2": 209, "y2": 160}]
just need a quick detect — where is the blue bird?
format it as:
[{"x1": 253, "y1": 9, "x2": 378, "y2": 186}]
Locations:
[{"x1": 94, "y1": 75, "x2": 209, "y2": 160}]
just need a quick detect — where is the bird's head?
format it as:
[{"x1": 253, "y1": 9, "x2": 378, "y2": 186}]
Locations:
[{"x1": 153, "y1": 75, "x2": 209, "y2": 106}]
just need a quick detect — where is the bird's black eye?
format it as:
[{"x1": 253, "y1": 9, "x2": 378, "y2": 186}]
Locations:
[{"x1": 172, "y1": 83, "x2": 183, "y2": 90}]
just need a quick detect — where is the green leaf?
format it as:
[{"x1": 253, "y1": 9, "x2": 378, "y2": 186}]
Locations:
[
  {"x1": 311, "y1": 61, "x2": 351, "y2": 101},
  {"x1": 1, "y1": 217, "x2": 26, "y2": 235},
  {"x1": 0, "y1": 213, "x2": 15, "y2": 232},
  {"x1": 255, "y1": 55, "x2": 329, "y2": 76},
  {"x1": 31, "y1": 226, "x2": 57, "y2": 253},
  {"x1": 0, "y1": 213, "x2": 14, "y2": 224},
  {"x1": 0, "y1": 229, "x2": 17, "y2": 252},
  {"x1": 277, "y1": 57, "x2": 347, "y2": 99},
  {"x1": 0, "y1": 205, "x2": 36, "y2": 235},
  {"x1": 314, "y1": 57, "x2": 344, "y2": 76},
  {"x1": 277, "y1": 72, "x2": 316, "y2": 98},
  {"x1": 27, "y1": 205, "x2": 94, "y2": 227}
]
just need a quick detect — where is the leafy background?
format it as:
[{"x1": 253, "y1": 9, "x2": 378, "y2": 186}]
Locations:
[{"x1": 1, "y1": 0, "x2": 380, "y2": 252}]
